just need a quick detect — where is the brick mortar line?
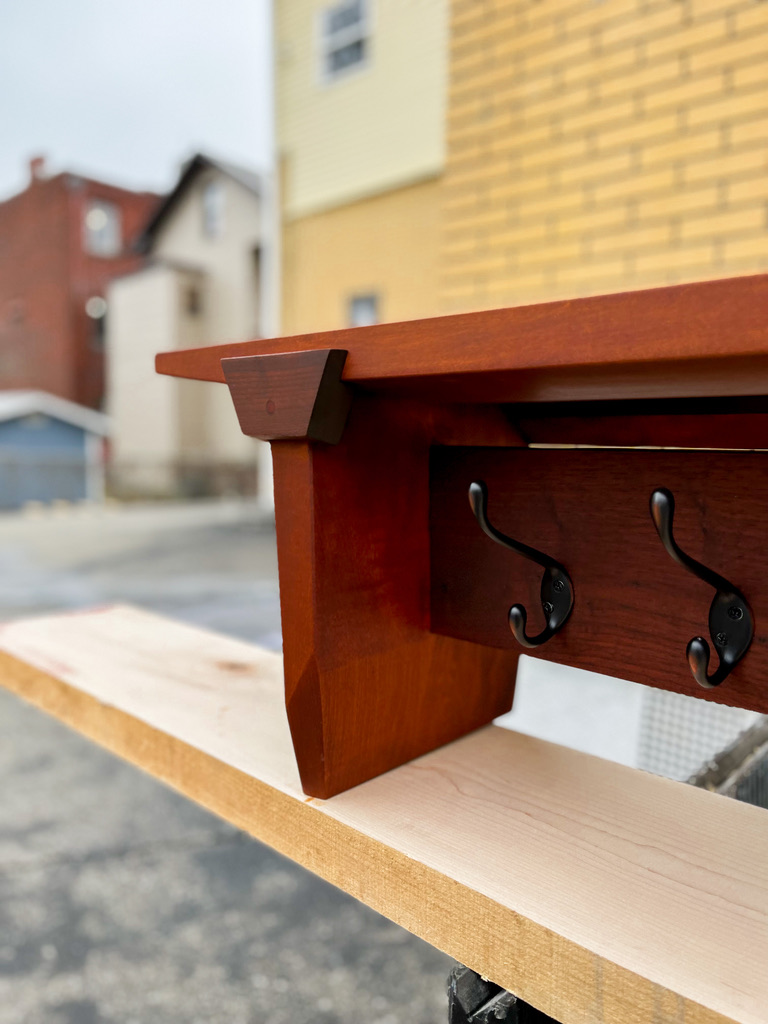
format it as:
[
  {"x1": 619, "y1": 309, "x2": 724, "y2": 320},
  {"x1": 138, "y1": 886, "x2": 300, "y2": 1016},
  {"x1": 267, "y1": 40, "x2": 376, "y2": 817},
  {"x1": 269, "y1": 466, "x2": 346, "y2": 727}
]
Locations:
[
  {"x1": 445, "y1": 113, "x2": 768, "y2": 180},
  {"x1": 449, "y1": 33, "x2": 763, "y2": 107},
  {"x1": 442, "y1": 224, "x2": 768, "y2": 265},
  {"x1": 447, "y1": 70, "x2": 768, "y2": 143},
  {"x1": 442, "y1": 196, "x2": 767, "y2": 243},
  {"x1": 442, "y1": 198, "x2": 766, "y2": 239},
  {"x1": 445, "y1": 134, "x2": 767, "y2": 191},
  {"x1": 442, "y1": 200, "x2": 767, "y2": 243},
  {"x1": 442, "y1": 145, "x2": 768, "y2": 204},
  {"x1": 447, "y1": 48, "x2": 766, "y2": 110},
  {"x1": 449, "y1": 0, "x2": 755, "y2": 60}
]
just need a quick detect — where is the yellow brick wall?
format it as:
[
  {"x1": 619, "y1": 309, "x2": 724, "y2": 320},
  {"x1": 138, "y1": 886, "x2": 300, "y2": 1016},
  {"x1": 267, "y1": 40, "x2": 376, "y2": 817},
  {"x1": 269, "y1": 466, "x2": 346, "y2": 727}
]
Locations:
[
  {"x1": 442, "y1": 0, "x2": 768, "y2": 312},
  {"x1": 281, "y1": 176, "x2": 442, "y2": 334}
]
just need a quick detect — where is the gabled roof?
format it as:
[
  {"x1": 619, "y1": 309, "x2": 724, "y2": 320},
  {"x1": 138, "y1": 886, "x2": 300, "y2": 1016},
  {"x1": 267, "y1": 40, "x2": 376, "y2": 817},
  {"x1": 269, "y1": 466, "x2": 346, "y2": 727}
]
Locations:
[
  {"x1": 206, "y1": 157, "x2": 261, "y2": 196},
  {"x1": 0, "y1": 391, "x2": 110, "y2": 436},
  {"x1": 139, "y1": 152, "x2": 261, "y2": 251}
]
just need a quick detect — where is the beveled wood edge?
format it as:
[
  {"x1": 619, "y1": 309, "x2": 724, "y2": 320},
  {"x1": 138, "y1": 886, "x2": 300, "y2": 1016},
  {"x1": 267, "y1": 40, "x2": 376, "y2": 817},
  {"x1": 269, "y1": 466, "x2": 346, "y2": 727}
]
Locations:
[{"x1": 221, "y1": 348, "x2": 352, "y2": 443}]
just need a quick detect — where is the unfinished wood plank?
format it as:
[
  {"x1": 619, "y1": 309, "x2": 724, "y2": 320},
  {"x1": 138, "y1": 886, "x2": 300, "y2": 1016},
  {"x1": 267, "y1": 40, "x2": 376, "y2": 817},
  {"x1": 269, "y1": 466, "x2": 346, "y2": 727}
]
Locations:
[{"x1": 0, "y1": 605, "x2": 766, "y2": 1024}]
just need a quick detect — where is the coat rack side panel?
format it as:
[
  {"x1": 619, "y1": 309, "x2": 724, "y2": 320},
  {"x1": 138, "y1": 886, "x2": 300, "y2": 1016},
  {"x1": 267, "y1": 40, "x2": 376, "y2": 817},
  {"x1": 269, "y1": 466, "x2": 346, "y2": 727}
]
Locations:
[
  {"x1": 272, "y1": 399, "x2": 522, "y2": 798},
  {"x1": 431, "y1": 446, "x2": 768, "y2": 714}
]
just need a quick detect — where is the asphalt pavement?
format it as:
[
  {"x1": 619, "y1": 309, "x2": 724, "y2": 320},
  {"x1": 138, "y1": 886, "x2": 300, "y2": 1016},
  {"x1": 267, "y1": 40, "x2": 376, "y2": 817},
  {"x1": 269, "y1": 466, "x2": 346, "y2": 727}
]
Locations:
[{"x1": 0, "y1": 500, "x2": 452, "y2": 1024}]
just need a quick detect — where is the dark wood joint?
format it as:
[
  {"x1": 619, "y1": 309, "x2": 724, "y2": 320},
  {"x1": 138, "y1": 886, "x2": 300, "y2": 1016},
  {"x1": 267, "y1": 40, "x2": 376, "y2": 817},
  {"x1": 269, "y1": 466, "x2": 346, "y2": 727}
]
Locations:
[{"x1": 221, "y1": 348, "x2": 353, "y2": 444}]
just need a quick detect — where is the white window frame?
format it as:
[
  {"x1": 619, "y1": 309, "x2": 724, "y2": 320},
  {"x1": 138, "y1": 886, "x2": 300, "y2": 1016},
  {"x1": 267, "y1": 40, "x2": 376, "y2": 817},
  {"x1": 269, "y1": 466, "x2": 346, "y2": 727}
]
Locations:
[
  {"x1": 348, "y1": 293, "x2": 379, "y2": 328},
  {"x1": 202, "y1": 179, "x2": 225, "y2": 239},
  {"x1": 318, "y1": 0, "x2": 371, "y2": 84}
]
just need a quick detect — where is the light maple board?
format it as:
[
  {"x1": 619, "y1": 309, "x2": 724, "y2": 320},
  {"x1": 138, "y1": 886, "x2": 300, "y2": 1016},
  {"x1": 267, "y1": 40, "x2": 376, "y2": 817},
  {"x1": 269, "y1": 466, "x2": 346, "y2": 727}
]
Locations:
[{"x1": 0, "y1": 605, "x2": 766, "y2": 1024}]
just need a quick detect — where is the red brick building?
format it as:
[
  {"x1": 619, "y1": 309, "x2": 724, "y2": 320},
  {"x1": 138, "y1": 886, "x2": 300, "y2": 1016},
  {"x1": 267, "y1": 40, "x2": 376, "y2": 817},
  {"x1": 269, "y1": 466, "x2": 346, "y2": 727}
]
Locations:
[{"x1": 0, "y1": 158, "x2": 160, "y2": 409}]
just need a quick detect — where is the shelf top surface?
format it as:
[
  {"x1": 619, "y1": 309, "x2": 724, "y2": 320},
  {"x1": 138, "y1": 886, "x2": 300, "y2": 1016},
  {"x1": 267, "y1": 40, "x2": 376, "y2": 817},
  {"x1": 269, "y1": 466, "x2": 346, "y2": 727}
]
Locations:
[{"x1": 156, "y1": 274, "x2": 768, "y2": 404}]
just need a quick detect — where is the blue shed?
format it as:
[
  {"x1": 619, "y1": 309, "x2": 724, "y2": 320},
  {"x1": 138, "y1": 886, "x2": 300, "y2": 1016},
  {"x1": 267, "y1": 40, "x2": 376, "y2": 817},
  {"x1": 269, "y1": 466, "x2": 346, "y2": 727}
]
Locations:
[{"x1": 0, "y1": 391, "x2": 110, "y2": 509}]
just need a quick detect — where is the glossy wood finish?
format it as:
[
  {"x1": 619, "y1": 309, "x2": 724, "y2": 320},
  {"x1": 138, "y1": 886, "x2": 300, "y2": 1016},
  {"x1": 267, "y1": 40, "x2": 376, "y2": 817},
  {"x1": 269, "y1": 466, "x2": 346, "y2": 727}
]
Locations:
[
  {"x1": 431, "y1": 447, "x2": 768, "y2": 713},
  {"x1": 3, "y1": 606, "x2": 766, "y2": 1024},
  {"x1": 272, "y1": 397, "x2": 524, "y2": 797},
  {"x1": 157, "y1": 274, "x2": 768, "y2": 404},
  {"x1": 154, "y1": 274, "x2": 768, "y2": 794},
  {"x1": 222, "y1": 348, "x2": 352, "y2": 443}
]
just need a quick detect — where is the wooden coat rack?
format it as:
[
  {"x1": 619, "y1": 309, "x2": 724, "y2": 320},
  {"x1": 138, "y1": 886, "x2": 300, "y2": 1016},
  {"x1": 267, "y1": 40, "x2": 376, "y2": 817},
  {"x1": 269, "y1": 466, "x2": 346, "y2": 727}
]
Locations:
[{"x1": 157, "y1": 274, "x2": 768, "y2": 798}]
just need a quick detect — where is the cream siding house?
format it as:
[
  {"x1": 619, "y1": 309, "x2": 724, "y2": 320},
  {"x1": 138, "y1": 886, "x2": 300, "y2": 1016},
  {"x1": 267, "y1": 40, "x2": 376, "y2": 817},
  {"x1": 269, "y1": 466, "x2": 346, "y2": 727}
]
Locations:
[
  {"x1": 276, "y1": 0, "x2": 449, "y2": 334},
  {"x1": 106, "y1": 154, "x2": 271, "y2": 500}
]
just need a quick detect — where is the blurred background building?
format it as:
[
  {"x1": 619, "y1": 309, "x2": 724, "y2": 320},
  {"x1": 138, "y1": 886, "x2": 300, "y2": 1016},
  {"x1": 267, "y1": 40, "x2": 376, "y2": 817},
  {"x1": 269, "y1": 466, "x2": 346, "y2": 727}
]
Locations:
[
  {"x1": 0, "y1": 390, "x2": 109, "y2": 509},
  {"x1": 106, "y1": 153, "x2": 268, "y2": 500},
  {"x1": 276, "y1": 0, "x2": 448, "y2": 332},
  {"x1": 0, "y1": 153, "x2": 270, "y2": 504},
  {"x1": 0, "y1": 156, "x2": 158, "y2": 410}
]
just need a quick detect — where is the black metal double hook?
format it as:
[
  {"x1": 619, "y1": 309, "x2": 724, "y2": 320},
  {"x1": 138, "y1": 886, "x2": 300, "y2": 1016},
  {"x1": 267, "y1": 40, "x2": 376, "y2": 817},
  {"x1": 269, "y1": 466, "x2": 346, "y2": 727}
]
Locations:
[
  {"x1": 650, "y1": 488, "x2": 753, "y2": 688},
  {"x1": 468, "y1": 479, "x2": 754, "y2": 682},
  {"x1": 468, "y1": 481, "x2": 573, "y2": 649}
]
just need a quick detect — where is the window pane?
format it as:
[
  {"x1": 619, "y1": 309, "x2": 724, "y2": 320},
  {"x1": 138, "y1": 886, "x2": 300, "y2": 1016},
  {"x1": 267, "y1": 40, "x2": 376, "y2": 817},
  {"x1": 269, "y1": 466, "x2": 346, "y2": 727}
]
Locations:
[
  {"x1": 322, "y1": 0, "x2": 368, "y2": 80},
  {"x1": 328, "y1": 39, "x2": 365, "y2": 74},
  {"x1": 327, "y1": 0, "x2": 363, "y2": 36},
  {"x1": 84, "y1": 201, "x2": 121, "y2": 256},
  {"x1": 349, "y1": 294, "x2": 378, "y2": 327},
  {"x1": 202, "y1": 180, "x2": 225, "y2": 238}
]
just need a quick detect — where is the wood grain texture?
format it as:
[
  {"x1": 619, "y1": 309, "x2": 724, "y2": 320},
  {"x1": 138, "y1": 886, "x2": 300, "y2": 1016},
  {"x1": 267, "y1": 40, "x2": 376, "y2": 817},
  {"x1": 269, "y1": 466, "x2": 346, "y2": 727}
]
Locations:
[
  {"x1": 0, "y1": 605, "x2": 766, "y2": 1024},
  {"x1": 157, "y1": 274, "x2": 768, "y2": 405},
  {"x1": 222, "y1": 348, "x2": 352, "y2": 444},
  {"x1": 272, "y1": 396, "x2": 523, "y2": 798},
  {"x1": 431, "y1": 447, "x2": 768, "y2": 712}
]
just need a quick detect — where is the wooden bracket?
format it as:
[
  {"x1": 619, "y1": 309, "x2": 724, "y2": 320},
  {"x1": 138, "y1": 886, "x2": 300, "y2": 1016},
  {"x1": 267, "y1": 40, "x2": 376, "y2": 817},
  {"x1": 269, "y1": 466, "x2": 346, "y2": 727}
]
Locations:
[
  {"x1": 271, "y1": 398, "x2": 523, "y2": 797},
  {"x1": 222, "y1": 348, "x2": 352, "y2": 444}
]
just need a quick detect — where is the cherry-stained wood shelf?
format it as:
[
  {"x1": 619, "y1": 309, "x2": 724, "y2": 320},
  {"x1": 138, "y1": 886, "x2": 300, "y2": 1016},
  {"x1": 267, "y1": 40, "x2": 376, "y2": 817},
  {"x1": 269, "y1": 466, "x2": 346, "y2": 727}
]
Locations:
[
  {"x1": 156, "y1": 274, "x2": 768, "y2": 404},
  {"x1": 1, "y1": 606, "x2": 766, "y2": 1024},
  {"x1": 154, "y1": 274, "x2": 768, "y2": 798}
]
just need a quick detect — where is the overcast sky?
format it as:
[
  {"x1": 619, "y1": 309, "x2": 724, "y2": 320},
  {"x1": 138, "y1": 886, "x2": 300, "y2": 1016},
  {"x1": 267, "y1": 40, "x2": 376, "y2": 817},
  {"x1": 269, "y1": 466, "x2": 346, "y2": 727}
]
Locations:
[{"x1": 0, "y1": 0, "x2": 272, "y2": 201}]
